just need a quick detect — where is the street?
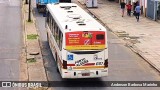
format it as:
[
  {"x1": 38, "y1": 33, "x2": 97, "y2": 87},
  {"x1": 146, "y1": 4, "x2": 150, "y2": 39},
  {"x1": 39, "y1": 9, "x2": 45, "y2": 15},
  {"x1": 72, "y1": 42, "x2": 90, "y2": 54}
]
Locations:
[
  {"x1": 32, "y1": 0, "x2": 160, "y2": 90},
  {"x1": 0, "y1": 0, "x2": 21, "y2": 81},
  {"x1": 0, "y1": 0, "x2": 159, "y2": 90}
]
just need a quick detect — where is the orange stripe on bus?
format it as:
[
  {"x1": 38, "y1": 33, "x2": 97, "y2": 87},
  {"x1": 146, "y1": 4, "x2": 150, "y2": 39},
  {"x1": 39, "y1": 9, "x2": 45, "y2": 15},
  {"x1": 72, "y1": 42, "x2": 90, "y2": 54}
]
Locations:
[{"x1": 73, "y1": 66, "x2": 105, "y2": 69}]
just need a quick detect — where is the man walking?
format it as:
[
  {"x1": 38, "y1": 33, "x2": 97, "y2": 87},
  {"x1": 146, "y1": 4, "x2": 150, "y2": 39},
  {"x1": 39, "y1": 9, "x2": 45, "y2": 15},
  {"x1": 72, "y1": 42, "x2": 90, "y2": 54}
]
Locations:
[
  {"x1": 120, "y1": 0, "x2": 126, "y2": 17},
  {"x1": 135, "y1": 3, "x2": 141, "y2": 22}
]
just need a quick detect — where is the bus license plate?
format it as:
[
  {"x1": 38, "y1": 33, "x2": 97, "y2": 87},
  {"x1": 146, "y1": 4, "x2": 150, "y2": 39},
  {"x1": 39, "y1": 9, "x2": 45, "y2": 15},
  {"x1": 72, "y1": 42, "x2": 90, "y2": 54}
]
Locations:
[{"x1": 82, "y1": 73, "x2": 90, "y2": 76}]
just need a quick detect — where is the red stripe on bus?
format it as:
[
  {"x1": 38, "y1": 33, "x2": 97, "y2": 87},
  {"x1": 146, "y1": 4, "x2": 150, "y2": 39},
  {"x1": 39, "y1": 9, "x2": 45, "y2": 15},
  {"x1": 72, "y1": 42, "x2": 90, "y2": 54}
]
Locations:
[{"x1": 67, "y1": 64, "x2": 75, "y2": 66}]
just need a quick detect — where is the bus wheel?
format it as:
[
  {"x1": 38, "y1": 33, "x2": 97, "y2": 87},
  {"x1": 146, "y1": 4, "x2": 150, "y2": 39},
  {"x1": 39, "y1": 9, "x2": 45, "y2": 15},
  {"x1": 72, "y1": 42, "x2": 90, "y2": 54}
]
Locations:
[
  {"x1": 46, "y1": 32, "x2": 49, "y2": 41},
  {"x1": 55, "y1": 53, "x2": 59, "y2": 73},
  {"x1": 56, "y1": 66, "x2": 59, "y2": 73}
]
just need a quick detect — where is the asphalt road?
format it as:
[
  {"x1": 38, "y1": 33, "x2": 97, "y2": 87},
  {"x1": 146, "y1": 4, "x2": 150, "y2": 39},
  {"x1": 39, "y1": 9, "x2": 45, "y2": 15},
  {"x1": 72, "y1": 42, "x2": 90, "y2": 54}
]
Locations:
[
  {"x1": 32, "y1": 0, "x2": 160, "y2": 90},
  {"x1": 0, "y1": 0, "x2": 22, "y2": 89}
]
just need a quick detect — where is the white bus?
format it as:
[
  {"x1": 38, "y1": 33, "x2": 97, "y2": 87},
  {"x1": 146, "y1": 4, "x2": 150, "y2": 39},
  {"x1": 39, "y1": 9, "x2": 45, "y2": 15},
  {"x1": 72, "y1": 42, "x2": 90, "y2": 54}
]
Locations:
[{"x1": 45, "y1": 3, "x2": 108, "y2": 78}]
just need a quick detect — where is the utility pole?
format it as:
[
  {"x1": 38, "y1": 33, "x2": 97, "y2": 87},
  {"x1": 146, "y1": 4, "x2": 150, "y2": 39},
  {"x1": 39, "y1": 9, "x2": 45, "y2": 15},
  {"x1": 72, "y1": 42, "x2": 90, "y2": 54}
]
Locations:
[
  {"x1": 28, "y1": 0, "x2": 31, "y2": 22},
  {"x1": 25, "y1": 0, "x2": 28, "y2": 4}
]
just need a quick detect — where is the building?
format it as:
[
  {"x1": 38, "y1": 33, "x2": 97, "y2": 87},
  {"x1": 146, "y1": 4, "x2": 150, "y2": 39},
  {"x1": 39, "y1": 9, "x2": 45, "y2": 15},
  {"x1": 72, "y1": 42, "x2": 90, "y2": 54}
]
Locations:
[{"x1": 147, "y1": 0, "x2": 160, "y2": 20}]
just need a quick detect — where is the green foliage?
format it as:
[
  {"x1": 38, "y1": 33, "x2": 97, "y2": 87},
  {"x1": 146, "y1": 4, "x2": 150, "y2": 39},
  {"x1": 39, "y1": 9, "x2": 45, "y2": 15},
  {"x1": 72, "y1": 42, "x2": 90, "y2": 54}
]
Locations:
[
  {"x1": 27, "y1": 58, "x2": 36, "y2": 63},
  {"x1": 27, "y1": 34, "x2": 38, "y2": 40}
]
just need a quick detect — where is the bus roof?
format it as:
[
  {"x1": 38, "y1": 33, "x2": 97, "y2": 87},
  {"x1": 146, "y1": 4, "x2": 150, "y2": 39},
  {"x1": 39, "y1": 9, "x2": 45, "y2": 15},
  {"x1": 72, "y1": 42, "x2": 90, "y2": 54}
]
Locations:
[{"x1": 46, "y1": 3, "x2": 106, "y2": 32}]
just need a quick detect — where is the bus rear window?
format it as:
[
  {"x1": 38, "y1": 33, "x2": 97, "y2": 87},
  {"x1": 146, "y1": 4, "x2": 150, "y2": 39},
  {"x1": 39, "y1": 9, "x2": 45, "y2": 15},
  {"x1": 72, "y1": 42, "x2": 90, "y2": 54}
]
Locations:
[{"x1": 96, "y1": 34, "x2": 104, "y2": 40}]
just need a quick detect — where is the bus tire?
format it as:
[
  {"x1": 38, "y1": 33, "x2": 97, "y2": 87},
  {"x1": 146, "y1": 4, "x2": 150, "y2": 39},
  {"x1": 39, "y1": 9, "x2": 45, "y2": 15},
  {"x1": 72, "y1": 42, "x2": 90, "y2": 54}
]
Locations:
[
  {"x1": 46, "y1": 32, "x2": 48, "y2": 39},
  {"x1": 55, "y1": 53, "x2": 59, "y2": 73},
  {"x1": 56, "y1": 67, "x2": 59, "y2": 73}
]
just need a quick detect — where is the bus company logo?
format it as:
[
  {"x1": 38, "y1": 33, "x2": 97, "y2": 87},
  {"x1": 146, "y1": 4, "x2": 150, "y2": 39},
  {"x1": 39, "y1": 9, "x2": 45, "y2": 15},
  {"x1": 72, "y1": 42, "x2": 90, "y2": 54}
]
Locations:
[
  {"x1": 2, "y1": 82, "x2": 12, "y2": 87},
  {"x1": 67, "y1": 54, "x2": 73, "y2": 60},
  {"x1": 94, "y1": 55, "x2": 102, "y2": 60},
  {"x1": 75, "y1": 58, "x2": 88, "y2": 66}
]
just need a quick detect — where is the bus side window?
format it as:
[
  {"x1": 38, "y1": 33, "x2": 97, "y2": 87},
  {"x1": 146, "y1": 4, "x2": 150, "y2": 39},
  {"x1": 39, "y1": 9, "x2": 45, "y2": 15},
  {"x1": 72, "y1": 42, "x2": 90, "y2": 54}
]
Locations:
[
  {"x1": 50, "y1": 17, "x2": 53, "y2": 31},
  {"x1": 46, "y1": 11, "x2": 49, "y2": 24},
  {"x1": 59, "y1": 30, "x2": 62, "y2": 50},
  {"x1": 60, "y1": 33, "x2": 63, "y2": 50},
  {"x1": 49, "y1": 14, "x2": 51, "y2": 29},
  {"x1": 53, "y1": 23, "x2": 56, "y2": 37},
  {"x1": 56, "y1": 28, "x2": 60, "y2": 45},
  {"x1": 55, "y1": 26, "x2": 58, "y2": 42},
  {"x1": 52, "y1": 19, "x2": 55, "y2": 35}
]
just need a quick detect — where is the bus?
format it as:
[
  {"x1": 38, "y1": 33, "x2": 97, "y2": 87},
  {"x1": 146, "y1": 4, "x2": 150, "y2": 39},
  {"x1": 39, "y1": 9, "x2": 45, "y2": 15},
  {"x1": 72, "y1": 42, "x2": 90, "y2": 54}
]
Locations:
[
  {"x1": 45, "y1": 3, "x2": 108, "y2": 78},
  {"x1": 36, "y1": 0, "x2": 71, "y2": 13},
  {"x1": 36, "y1": 0, "x2": 58, "y2": 12}
]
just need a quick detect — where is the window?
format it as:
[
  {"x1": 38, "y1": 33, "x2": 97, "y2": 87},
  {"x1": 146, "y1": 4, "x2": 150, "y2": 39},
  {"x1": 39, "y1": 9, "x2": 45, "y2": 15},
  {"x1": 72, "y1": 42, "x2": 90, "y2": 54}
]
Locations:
[
  {"x1": 53, "y1": 23, "x2": 56, "y2": 36},
  {"x1": 49, "y1": 14, "x2": 51, "y2": 28},
  {"x1": 52, "y1": 19, "x2": 54, "y2": 34},
  {"x1": 96, "y1": 34, "x2": 104, "y2": 40},
  {"x1": 50, "y1": 17, "x2": 52, "y2": 30},
  {"x1": 46, "y1": 11, "x2": 63, "y2": 51},
  {"x1": 59, "y1": 30, "x2": 63, "y2": 50},
  {"x1": 59, "y1": 32, "x2": 63, "y2": 50},
  {"x1": 46, "y1": 12, "x2": 49, "y2": 24},
  {"x1": 55, "y1": 26, "x2": 58, "y2": 43},
  {"x1": 56, "y1": 28, "x2": 59, "y2": 45},
  {"x1": 53, "y1": 25, "x2": 63, "y2": 51}
]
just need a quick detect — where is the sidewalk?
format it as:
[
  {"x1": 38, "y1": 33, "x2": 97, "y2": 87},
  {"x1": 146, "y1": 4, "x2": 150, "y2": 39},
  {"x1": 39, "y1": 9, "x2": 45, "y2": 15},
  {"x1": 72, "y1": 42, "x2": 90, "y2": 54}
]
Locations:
[
  {"x1": 78, "y1": 0, "x2": 160, "y2": 72},
  {"x1": 20, "y1": 1, "x2": 48, "y2": 89}
]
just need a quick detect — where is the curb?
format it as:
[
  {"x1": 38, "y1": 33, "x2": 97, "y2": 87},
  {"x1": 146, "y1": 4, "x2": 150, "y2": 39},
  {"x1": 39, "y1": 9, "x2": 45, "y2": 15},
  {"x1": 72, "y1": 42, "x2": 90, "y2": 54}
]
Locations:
[
  {"x1": 21, "y1": 1, "x2": 48, "y2": 90},
  {"x1": 129, "y1": 45, "x2": 160, "y2": 73},
  {"x1": 31, "y1": 6, "x2": 50, "y2": 90},
  {"x1": 20, "y1": 0, "x2": 29, "y2": 81}
]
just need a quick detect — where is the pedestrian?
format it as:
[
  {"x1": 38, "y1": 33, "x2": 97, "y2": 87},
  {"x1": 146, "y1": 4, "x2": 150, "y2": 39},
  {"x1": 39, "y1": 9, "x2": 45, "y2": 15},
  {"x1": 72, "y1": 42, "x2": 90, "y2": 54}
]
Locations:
[
  {"x1": 126, "y1": 1, "x2": 132, "y2": 16},
  {"x1": 120, "y1": 0, "x2": 126, "y2": 17},
  {"x1": 135, "y1": 3, "x2": 141, "y2": 22},
  {"x1": 133, "y1": 1, "x2": 138, "y2": 16}
]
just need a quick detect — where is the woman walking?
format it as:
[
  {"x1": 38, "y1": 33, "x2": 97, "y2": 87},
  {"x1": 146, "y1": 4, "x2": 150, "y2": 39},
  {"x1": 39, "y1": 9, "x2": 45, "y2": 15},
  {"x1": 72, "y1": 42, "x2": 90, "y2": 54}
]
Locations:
[{"x1": 120, "y1": 0, "x2": 126, "y2": 17}]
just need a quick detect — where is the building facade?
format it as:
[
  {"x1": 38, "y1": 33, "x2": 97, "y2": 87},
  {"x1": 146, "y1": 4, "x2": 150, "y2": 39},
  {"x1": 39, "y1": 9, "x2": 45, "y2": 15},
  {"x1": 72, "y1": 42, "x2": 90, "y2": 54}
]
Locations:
[{"x1": 147, "y1": 0, "x2": 160, "y2": 20}]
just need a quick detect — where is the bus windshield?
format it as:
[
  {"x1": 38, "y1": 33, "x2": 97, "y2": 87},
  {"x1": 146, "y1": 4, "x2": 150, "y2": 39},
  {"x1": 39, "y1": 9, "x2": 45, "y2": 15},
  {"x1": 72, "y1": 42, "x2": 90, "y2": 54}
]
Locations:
[{"x1": 65, "y1": 31, "x2": 106, "y2": 50}]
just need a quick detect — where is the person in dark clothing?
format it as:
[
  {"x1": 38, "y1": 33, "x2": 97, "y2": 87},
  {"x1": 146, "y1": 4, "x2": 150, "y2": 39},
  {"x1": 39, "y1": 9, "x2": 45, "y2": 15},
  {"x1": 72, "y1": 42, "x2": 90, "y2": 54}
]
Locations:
[
  {"x1": 133, "y1": 1, "x2": 139, "y2": 16},
  {"x1": 120, "y1": 0, "x2": 126, "y2": 17},
  {"x1": 135, "y1": 3, "x2": 141, "y2": 22}
]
